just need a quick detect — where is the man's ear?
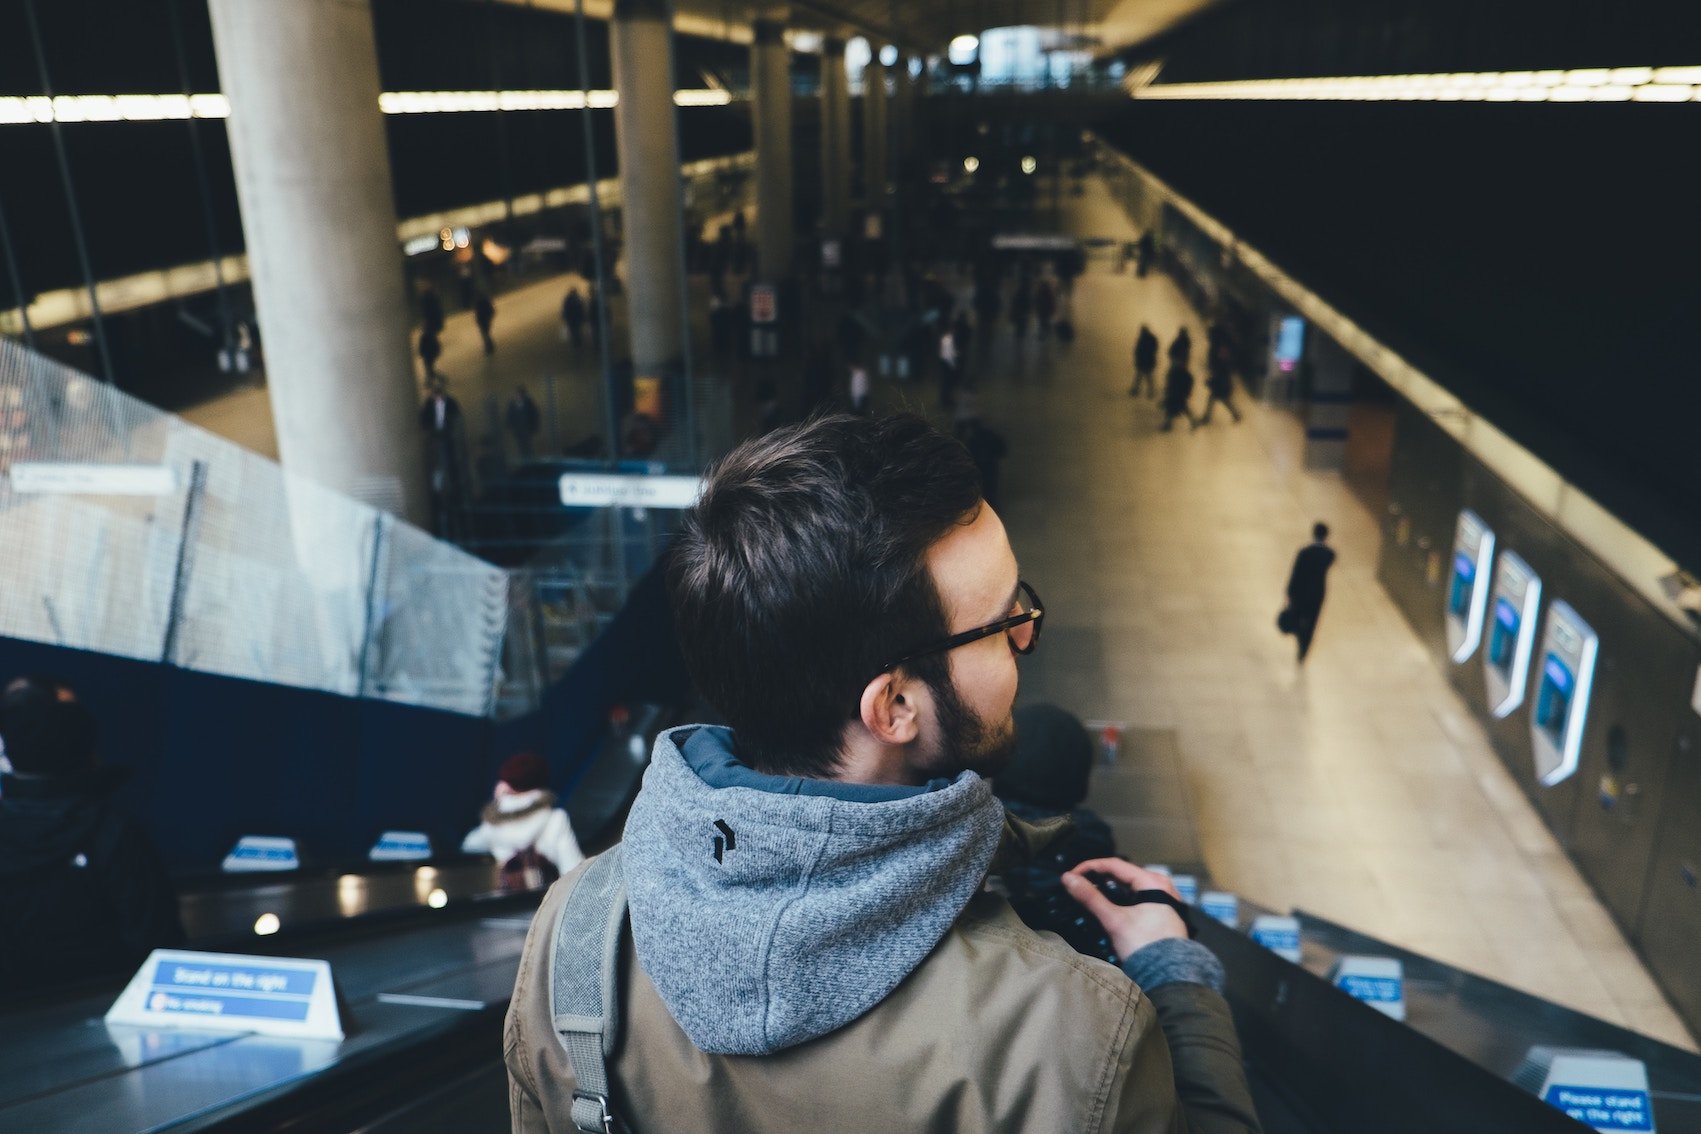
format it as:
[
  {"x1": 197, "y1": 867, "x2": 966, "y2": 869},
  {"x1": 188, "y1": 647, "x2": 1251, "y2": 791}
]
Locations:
[{"x1": 858, "y1": 671, "x2": 922, "y2": 747}]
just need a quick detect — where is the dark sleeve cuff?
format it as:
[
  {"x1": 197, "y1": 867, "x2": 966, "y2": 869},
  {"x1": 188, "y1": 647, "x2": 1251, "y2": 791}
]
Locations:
[{"x1": 1122, "y1": 937, "x2": 1226, "y2": 994}]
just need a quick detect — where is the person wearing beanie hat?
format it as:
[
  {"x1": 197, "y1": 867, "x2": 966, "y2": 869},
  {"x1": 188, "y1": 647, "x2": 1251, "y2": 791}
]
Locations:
[
  {"x1": 461, "y1": 751, "x2": 584, "y2": 889},
  {"x1": 993, "y1": 703, "x2": 1121, "y2": 962},
  {"x1": 0, "y1": 676, "x2": 184, "y2": 998}
]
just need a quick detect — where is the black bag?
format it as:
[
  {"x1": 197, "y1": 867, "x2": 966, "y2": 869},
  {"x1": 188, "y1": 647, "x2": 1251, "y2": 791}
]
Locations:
[
  {"x1": 1276, "y1": 607, "x2": 1297, "y2": 635},
  {"x1": 499, "y1": 846, "x2": 560, "y2": 892}
]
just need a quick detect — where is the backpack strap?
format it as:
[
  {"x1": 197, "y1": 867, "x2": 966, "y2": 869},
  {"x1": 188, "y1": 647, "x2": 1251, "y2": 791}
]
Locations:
[{"x1": 549, "y1": 844, "x2": 630, "y2": 1134}]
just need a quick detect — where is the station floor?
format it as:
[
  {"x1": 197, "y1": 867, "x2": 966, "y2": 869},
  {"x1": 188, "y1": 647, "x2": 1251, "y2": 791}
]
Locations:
[
  {"x1": 179, "y1": 179, "x2": 1696, "y2": 1051},
  {"x1": 964, "y1": 176, "x2": 1696, "y2": 1051}
]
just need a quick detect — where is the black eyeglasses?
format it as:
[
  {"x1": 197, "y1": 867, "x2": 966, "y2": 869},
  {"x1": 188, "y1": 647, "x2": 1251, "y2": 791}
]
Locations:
[{"x1": 881, "y1": 580, "x2": 1043, "y2": 676}]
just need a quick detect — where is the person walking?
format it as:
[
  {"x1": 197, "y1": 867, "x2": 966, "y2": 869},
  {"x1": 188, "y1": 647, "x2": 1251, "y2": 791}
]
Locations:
[
  {"x1": 937, "y1": 319, "x2": 961, "y2": 410},
  {"x1": 847, "y1": 358, "x2": 871, "y2": 415},
  {"x1": 1130, "y1": 324, "x2": 1159, "y2": 398},
  {"x1": 1168, "y1": 326, "x2": 1192, "y2": 367},
  {"x1": 561, "y1": 286, "x2": 586, "y2": 349},
  {"x1": 1009, "y1": 274, "x2": 1033, "y2": 341},
  {"x1": 419, "y1": 283, "x2": 446, "y2": 338},
  {"x1": 474, "y1": 291, "x2": 497, "y2": 355},
  {"x1": 418, "y1": 327, "x2": 442, "y2": 382},
  {"x1": 1284, "y1": 522, "x2": 1337, "y2": 662},
  {"x1": 506, "y1": 385, "x2": 542, "y2": 462},
  {"x1": 1161, "y1": 360, "x2": 1199, "y2": 432},
  {"x1": 420, "y1": 382, "x2": 466, "y2": 538},
  {"x1": 1200, "y1": 343, "x2": 1243, "y2": 424},
  {"x1": 1033, "y1": 277, "x2": 1057, "y2": 340}
]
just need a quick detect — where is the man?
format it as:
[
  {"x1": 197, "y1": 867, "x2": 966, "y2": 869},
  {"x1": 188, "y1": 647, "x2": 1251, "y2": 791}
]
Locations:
[
  {"x1": 1199, "y1": 343, "x2": 1243, "y2": 425},
  {"x1": 0, "y1": 677, "x2": 184, "y2": 997},
  {"x1": 1131, "y1": 324, "x2": 1159, "y2": 398},
  {"x1": 420, "y1": 382, "x2": 466, "y2": 538},
  {"x1": 506, "y1": 385, "x2": 542, "y2": 462},
  {"x1": 1285, "y1": 522, "x2": 1337, "y2": 662},
  {"x1": 1161, "y1": 359, "x2": 1199, "y2": 432},
  {"x1": 505, "y1": 414, "x2": 1260, "y2": 1132},
  {"x1": 561, "y1": 286, "x2": 587, "y2": 349},
  {"x1": 475, "y1": 291, "x2": 498, "y2": 355}
]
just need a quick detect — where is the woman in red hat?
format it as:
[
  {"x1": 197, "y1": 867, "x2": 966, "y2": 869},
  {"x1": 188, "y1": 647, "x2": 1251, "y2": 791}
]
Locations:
[{"x1": 460, "y1": 751, "x2": 584, "y2": 890}]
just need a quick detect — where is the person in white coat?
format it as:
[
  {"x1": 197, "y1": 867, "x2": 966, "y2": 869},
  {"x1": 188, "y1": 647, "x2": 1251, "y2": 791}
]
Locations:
[{"x1": 461, "y1": 751, "x2": 584, "y2": 889}]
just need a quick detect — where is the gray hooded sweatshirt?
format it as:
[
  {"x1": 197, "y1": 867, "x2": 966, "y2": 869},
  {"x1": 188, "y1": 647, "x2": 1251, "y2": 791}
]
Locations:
[{"x1": 622, "y1": 725, "x2": 1007, "y2": 1056}]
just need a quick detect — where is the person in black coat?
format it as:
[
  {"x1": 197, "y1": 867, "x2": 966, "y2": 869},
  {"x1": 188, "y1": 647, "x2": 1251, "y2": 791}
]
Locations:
[
  {"x1": 473, "y1": 292, "x2": 497, "y2": 355},
  {"x1": 1167, "y1": 326, "x2": 1192, "y2": 366},
  {"x1": 1285, "y1": 522, "x2": 1337, "y2": 662},
  {"x1": 1130, "y1": 325, "x2": 1159, "y2": 398},
  {"x1": 993, "y1": 703, "x2": 1121, "y2": 964},
  {"x1": 1160, "y1": 361, "x2": 1198, "y2": 431},
  {"x1": 1200, "y1": 342, "x2": 1242, "y2": 424},
  {"x1": 561, "y1": 287, "x2": 587, "y2": 349},
  {"x1": 0, "y1": 677, "x2": 184, "y2": 998}
]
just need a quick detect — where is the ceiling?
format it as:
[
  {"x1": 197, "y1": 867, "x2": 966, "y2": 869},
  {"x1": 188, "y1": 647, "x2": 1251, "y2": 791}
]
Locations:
[{"x1": 502, "y1": 0, "x2": 1223, "y2": 53}]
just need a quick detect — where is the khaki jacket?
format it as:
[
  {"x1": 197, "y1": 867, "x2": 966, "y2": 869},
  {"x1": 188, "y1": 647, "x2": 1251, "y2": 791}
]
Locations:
[{"x1": 505, "y1": 860, "x2": 1261, "y2": 1133}]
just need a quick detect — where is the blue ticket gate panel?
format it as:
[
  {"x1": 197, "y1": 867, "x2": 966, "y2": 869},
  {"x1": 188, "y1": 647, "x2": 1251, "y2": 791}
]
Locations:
[
  {"x1": 1446, "y1": 510, "x2": 1496, "y2": 663},
  {"x1": 1484, "y1": 550, "x2": 1542, "y2": 719},
  {"x1": 1531, "y1": 600, "x2": 1599, "y2": 787}
]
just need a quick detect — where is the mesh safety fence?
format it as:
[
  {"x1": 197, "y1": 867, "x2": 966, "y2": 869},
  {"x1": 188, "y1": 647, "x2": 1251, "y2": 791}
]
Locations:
[{"x1": 0, "y1": 337, "x2": 512, "y2": 717}]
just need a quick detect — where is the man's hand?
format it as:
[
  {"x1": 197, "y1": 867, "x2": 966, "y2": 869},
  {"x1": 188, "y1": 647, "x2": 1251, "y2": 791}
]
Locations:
[{"x1": 1062, "y1": 858, "x2": 1188, "y2": 959}]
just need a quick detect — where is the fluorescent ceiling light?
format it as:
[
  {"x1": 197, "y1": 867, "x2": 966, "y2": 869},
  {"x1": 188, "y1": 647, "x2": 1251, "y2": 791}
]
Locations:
[{"x1": 1133, "y1": 64, "x2": 1701, "y2": 105}]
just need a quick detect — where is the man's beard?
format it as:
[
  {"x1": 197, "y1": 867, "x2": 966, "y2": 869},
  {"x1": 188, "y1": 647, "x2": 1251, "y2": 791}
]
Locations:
[{"x1": 915, "y1": 671, "x2": 1017, "y2": 780}]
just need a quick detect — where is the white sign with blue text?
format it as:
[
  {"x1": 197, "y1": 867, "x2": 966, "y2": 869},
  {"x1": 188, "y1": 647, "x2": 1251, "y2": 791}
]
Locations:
[
  {"x1": 222, "y1": 835, "x2": 300, "y2": 872},
  {"x1": 368, "y1": 831, "x2": 432, "y2": 861},
  {"x1": 558, "y1": 473, "x2": 703, "y2": 510},
  {"x1": 106, "y1": 950, "x2": 344, "y2": 1040},
  {"x1": 1329, "y1": 955, "x2": 1406, "y2": 1021},
  {"x1": 1250, "y1": 915, "x2": 1303, "y2": 963},
  {"x1": 1200, "y1": 891, "x2": 1239, "y2": 928},
  {"x1": 10, "y1": 462, "x2": 177, "y2": 496},
  {"x1": 1529, "y1": 1049, "x2": 1655, "y2": 1133}
]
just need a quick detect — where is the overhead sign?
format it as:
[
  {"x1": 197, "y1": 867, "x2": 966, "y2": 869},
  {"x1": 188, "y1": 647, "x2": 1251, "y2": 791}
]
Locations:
[
  {"x1": 106, "y1": 950, "x2": 344, "y2": 1040},
  {"x1": 991, "y1": 233, "x2": 1078, "y2": 252},
  {"x1": 558, "y1": 473, "x2": 702, "y2": 510},
  {"x1": 9, "y1": 462, "x2": 177, "y2": 496}
]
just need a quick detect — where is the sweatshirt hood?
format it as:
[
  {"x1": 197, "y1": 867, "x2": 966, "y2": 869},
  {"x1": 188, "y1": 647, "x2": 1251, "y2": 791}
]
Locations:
[{"x1": 622, "y1": 725, "x2": 1006, "y2": 1056}]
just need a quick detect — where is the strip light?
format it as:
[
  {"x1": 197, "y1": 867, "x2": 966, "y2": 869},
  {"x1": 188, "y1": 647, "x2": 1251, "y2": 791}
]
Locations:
[
  {"x1": 1131, "y1": 65, "x2": 1701, "y2": 103},
  {"x1": 0, "y1": 88, "x2": 733, "y2": 125}
]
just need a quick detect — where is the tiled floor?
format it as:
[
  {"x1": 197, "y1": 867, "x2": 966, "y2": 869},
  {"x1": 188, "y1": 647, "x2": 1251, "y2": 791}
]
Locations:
[{"x1": 964, "y1": 175, "x2": 1696, "y2": 1051}]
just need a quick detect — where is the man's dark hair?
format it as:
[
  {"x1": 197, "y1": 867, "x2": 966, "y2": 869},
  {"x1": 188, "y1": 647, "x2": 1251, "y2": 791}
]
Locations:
[
  {"x1": 669, "y1": 413, "x2": 983, "y2": 777},
  {"x1": 1313, "y1": 522, "x2": 1329, "y2": 542},
  {"x1": 0, "y1": 677, "x2": 96, "y2": 776}
]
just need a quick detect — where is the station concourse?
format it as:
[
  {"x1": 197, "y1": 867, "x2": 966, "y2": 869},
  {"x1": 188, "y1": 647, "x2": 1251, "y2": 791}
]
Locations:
[
  {"x1": 167, "y1": 165, "x2": 1698, "y2": 1053},
  {"x1": 5, "y1": 0, "x2": 1701, "y2": 1130}
]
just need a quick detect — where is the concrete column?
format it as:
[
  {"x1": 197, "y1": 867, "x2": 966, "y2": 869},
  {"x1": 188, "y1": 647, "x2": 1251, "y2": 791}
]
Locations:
[
  {"x1": 207, "y1": 0, "x2": 425, "y2": 524},
  {"x1": 862, "y1": 49, "x2": 888, "y2": 207},
  {"x1": 819, "y1": 38, "x2": 851, "y2": 236},
  {"x1": 612, "y1": 0, "x2": 686, "y2": 373},
  {"x1": 751, "y1": 16, "x2": 794, "y2": 279}
]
